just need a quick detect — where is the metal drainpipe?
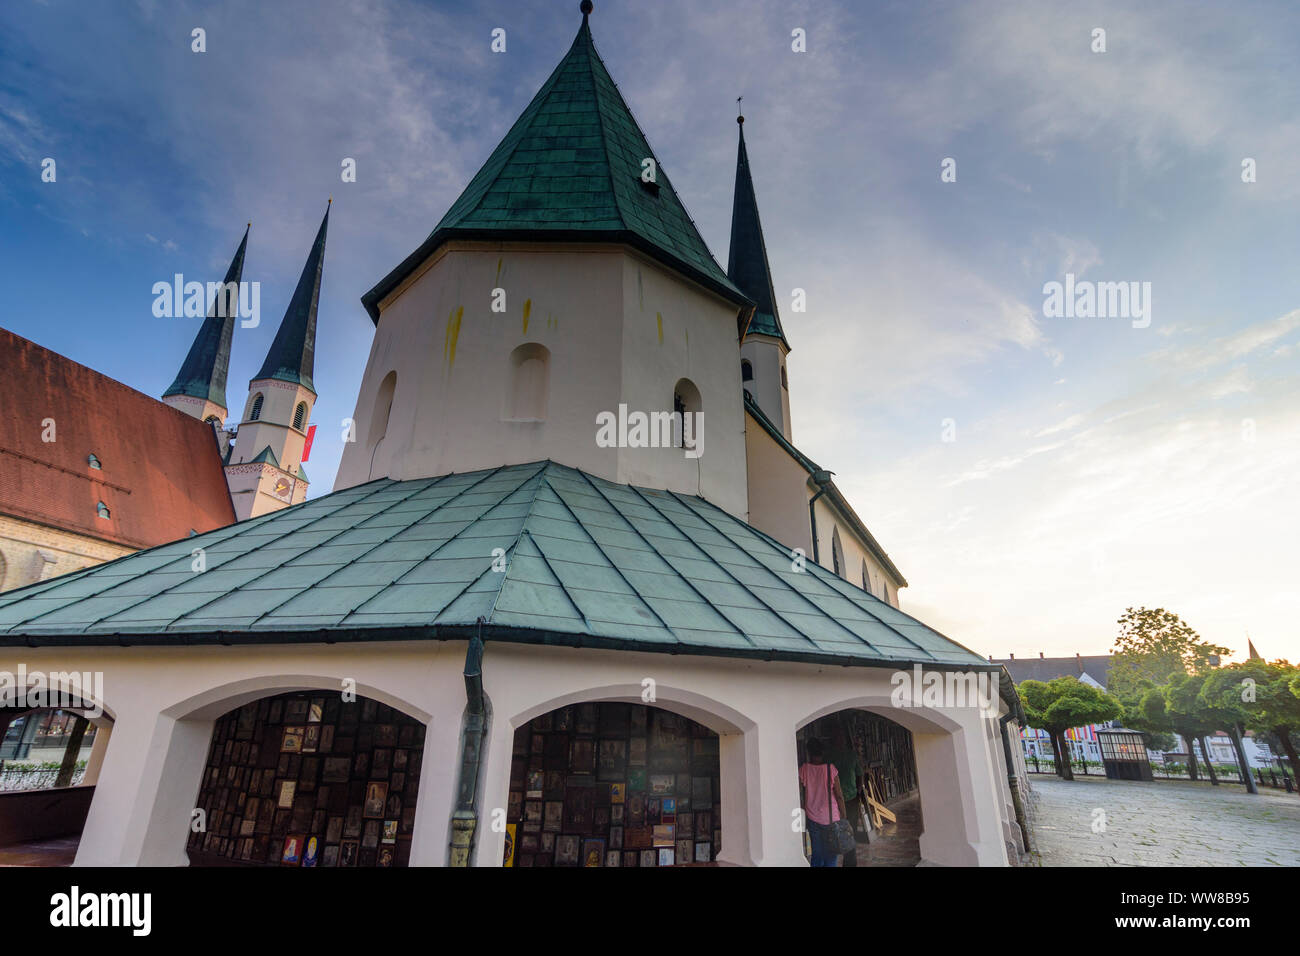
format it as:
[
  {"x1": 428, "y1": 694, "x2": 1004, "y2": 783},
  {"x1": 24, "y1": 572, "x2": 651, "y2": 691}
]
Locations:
[
  {"x1": 807, "y1": 470, "x2": 834, "y2": 564},
  {"x1": 999, "y1": 712, "x2": 1034, "y2": 857},
  {"x1": 449, "y1": 619, "x2": 489, "y2": 866}
]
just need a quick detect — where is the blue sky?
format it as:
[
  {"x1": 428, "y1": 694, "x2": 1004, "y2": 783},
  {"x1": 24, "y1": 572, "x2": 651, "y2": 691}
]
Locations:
[{"x1": 3, "y1": 0, "x2": 1298, "y2": 661}]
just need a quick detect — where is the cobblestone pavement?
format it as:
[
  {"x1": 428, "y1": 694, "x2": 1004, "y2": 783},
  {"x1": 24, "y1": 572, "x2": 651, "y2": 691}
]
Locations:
[{"x1": 1028, "y1": 775, "x2": 1300, "y2": 866}]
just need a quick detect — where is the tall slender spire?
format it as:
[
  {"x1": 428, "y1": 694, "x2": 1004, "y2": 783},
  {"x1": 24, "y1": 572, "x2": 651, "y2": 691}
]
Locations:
[
  {"x1": 163, "y1": 223, "x2": 249, "y2": 409},
  {"x1": 728, "y1": 115, "x2": 789, "y2": 349},
  {"x1": 255, "y1": 202, "x2": 329, "y2": 393}
]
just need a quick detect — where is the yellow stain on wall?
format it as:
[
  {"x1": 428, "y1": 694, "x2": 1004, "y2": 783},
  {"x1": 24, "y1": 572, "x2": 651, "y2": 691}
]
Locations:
[
  {"x1": 656, "y1": 312, "x2": 664, "y2": 344},
  {"x1": 495, "y1": 258, "x2": 503, "y2": 285},
  {"x1": 522, "y1": 298, "x2": 531, "y2": 335},
  {"x1": 444, "y1": 305, "x2": 464, "y2": 367}
]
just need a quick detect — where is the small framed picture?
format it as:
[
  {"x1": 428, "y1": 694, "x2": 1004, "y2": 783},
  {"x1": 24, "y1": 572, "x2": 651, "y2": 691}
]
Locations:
[
  {"x1": 694, "y1": 841, "x2": 711, "y2": 863},
  {"x1": 540, "y1": 832, "x2": 556, "y2": 852},
  {"x1": 628, "y1": 737, "x2": 647, "y2": 766},
  {"x1": 363, "y1": 782, "x2": 388, "y2": 818},
  {"x1": 276, "y1": 780, "x2": 297, "y2": 809},
  {"x1": 609, "y1": 782, "x2": 626, "y2": 804},
  {"x1": 371, "y1": 748, "x2": 392, "y2": 778},
  {"x1": 268, "y1": 700, "x2": 284, "y2": 725},
  {"x1": 322, "y1": 844, "x2": 340, "y2": 867},
  {"x1": 582, "y1": 838, "x2": 605, "y2": 867},
  {"x1": 639, "y1": 849, "x2": 656, "y2": 868},
  {"x1": 555, "y1": 834, "x2": 580, "y2": 866},
  {"x1": 285, "y1": 699, "x2": 310, "y2": 723},
  {"x1": 652, "y1": 824, "x2": 675, "y2": 847},
  {"x1": 375, "y1": 724, "x2": 398, "y2": 747},
  {"x1": 623, "y1": 850, "x2": 639, "y2": 867},
  {"x1": 605, "y1": 850, "x2": 621, "y2": 867},
  {"x1": 326, "y1": 816, "x2": 344, "y2": 844},
  {"x1": 649, "y1": 773, "x2": 674, "y2": 795},
  {"x1": 382, "y1": 820, "x2": 398, "y2": 844},
  {"x1": 281, "y1": 834, "x2": 304, "y2": 865},
  {"x1": 658, "y1": 847, "x2": 675, "y2": 867},
  {"x1": 308, "y1": 699, "x2": 324, "y2": 723},
  {"x1": 344, "y1": 806, "x2": 363, "y2": 839},
  {"x1": 609, "y1": 826, "x2": 624, "y2": 849},
  {"x1": 302, "y1": 836, "x2": 320, "y2": 867},
  {"x1": 322, "y1": 757, "x2": 350, "y2": 783},
  {"x1": 676, "y1": 839, "x2": 691, "y2": 863},
  {"x1": 393, "y1": 748, "x2": 409, "y2": 771},
  {"x1": 543, "y1": 801, "x2": 564, "y2": 833},
  {"x1": 281, "y1": 727, "x2": 305, "y2": 754},
  {"x1": 627, "y1": 768, "x2": 647, "y2": 792},
  {"x1": 610, "y1": 804, "x2": 624, "y2": 825},
  {"x1": 303, "y1": 725, "x2": 320, "y2": 754},
  {"x1": 340, "y1": 841, "x2": 359, "y2": 867},
  {"x1": 362, "y1": 820, "x2": 381, "y2": 849}
]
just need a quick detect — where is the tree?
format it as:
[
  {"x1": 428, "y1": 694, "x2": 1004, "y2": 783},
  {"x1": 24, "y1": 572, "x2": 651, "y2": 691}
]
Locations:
[
  {"x1": 1199, "y1": 668, "x2": 1259, "y2": 794},
  {"x1": 1109, "y1": 607, "x2": 1230, "y2": 701},
  {"x1": 1125, "y1": 683, "x2": 1200, "y2": 780},
  {"x1": 1163, "y1": 674, "x2": 1224, "y2": 785},
  {"x1": 1230, "y1": 659, "x2": 1300, "y2": 783},
  {"x1": 1020, "y1": 677, "x2": 1121, "y2": 780}
]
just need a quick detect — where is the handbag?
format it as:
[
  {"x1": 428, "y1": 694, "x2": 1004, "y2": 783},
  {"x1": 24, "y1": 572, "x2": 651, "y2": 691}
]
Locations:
[{"x1": 824, "y1": 762, "x2": 857, "y2": 855}]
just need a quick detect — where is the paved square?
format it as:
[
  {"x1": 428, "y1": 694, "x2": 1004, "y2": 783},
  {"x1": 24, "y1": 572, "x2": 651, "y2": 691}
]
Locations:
[{"x1": 1028, "y1": 775, "x2": 1300, "y2": 866}]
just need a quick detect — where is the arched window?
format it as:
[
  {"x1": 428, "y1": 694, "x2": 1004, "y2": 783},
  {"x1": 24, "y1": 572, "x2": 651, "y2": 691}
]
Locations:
[
  {"x1": 780, "y1": 364, "x2": 788, "y2": 389},
  {"x1": 671, "y1": 377, "x2": 702, "y2": 452},
  {"x1": 293, "y1": 402, "x2": 308, "y2": 431},
  {"x1": 0, "y1": 551, "x2": 7, "y2": 591},
  {"x1": 249, "y1": 393, "x2": 264, "y2": 421},
  {"x1": 87, "y1": 454, "x2": 101, "y2": 470},
  {"x1": 506, "y1": 344, "x2": 550, "y2": 421},
  {"x1": 831, "y1": 526, "x2": 845, "y2": 578},
  {"x1": 741, "y1": 360, "x2": 753, "y2": 382},
  {"x1": 203, "y1": 416, "x2": 220, "y2": 428},
  {"x1": 861, "y1": 560, "x2": 870, "y2": 592},
  {"x1": 96, "y1": 501, "x2": 111, "y2": 519}
]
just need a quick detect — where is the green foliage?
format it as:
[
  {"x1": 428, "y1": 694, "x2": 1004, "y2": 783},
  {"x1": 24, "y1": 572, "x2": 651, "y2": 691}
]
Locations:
[
  {"x1": 1020, "y1": 676, "x2": 1122, "y2": 734},
  {"x1": 1108, "y1": 607, "x2": 1231, "y2": 701}
]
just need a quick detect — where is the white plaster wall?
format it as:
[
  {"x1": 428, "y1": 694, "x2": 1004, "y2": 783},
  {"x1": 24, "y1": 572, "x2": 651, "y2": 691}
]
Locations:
[
  {"x1": 335, "y1": 243, "x2": 748, "y2": 519},
  {"x1": 740, "y1": 334, "x2": 790, "y2": 440},
  {"x1": 0, "y1": 639, "x2": 1008, "y2": 867}
]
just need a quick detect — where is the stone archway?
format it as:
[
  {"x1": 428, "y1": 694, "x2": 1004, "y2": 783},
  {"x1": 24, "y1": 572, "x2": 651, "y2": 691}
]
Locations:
[{"x1": 796, "y1": 695, "x2": 1007, "y2": 867}]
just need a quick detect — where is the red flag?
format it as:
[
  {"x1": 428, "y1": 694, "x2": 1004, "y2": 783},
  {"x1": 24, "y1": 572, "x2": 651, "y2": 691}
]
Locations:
[{"x1": 302, "y1": 424, "x2": 317, "y2": 462}]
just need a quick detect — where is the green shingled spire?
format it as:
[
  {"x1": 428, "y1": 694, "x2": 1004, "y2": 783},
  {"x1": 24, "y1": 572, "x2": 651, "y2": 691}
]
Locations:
[
  {"x1": 255, "y1": 202, "x2": 328, "y2": 392},
  {"x1": 728, "y1": 116, "x2": 789, "y2": 349},
  {"x1": 163, "y1": 224, "x2": 249, "y2": 408},
  {"x1": 361, "y1": 7, "x2": 747, "y2": 322}
]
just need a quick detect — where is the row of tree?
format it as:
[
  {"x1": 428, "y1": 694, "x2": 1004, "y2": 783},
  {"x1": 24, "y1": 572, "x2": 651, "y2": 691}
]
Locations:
[{"x1": 1020, "y1": 608, "x2": 1300, "y2": 794}]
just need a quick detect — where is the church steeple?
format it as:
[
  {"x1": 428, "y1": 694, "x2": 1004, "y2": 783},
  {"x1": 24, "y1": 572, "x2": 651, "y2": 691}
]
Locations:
[
  {"x1": 255, "y1": 201, "x2": 328, "y2": 393},
  {"x1": 728, "y1": 114, "x2": 788, "y2": 350},
  {"x1": 225, "y1": 204, "x2": 329, "y2": 520},
  {"x1": 162, "y1": 223, "x2": 249, "y2": 421},
  {"x1": 729, "y1": 113, "x2": 794, "y2": 440}
]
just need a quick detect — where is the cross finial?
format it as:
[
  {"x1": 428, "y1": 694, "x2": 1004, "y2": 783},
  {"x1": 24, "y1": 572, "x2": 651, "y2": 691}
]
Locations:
[{"x1": 736, "y1": 96, "x2": 744, "y2": 124}]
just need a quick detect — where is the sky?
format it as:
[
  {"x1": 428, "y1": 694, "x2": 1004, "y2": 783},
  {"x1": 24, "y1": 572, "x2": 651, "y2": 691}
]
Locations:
[{"x1": 2, "y1": 0, "x2": 1297, "y2": 663}]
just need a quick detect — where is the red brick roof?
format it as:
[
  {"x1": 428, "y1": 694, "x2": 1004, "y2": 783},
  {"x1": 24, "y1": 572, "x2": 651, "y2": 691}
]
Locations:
[{"x1": 0, "y1": 328, "x2": 236, "y2": 550}]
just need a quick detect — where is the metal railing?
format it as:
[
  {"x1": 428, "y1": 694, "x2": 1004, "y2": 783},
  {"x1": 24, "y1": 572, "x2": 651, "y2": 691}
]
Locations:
[
  {"x1": 1025, "y1": 754, "x2": 1296, "y2": 791},
  {"x1": 0, "y1": 767, "x2": 86, "y2": 792}
]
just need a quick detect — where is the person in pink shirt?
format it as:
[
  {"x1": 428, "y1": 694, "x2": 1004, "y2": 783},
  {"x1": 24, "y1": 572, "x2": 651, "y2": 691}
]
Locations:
[{"x1": 799, "y1": 738, "x2": 848, "y2": 867}]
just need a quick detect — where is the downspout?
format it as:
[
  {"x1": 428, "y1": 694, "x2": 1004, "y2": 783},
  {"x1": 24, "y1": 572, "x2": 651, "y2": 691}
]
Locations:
[
  {"x1": 807, "y1": 470, "x2": 834, "y2": 564},
  {"x1": 999, "y1": 713, "x2": 1034, "y2": 857},
  {"x1": 449, "y1": 619, "x2": 490, "y2": 866}
]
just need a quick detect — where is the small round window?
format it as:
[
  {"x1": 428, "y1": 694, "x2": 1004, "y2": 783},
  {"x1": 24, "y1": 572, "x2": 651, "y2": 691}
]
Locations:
[{"x1": 88, "y1": 454, "x2": 102, "y2": 469}]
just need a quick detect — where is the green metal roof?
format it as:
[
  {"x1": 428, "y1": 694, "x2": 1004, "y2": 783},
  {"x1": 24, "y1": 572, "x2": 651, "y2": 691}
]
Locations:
[
  {"x1": 254, "y1": 204, "x2": 328, "y2": 393},
  {"x1": 728, "y1": 119, "x2": 789, "y2": 349},
  {"x1": 0, "y1": 461, "x2": 978, "y2": 668},
  {"x1": 360, "y1": 13, "x2": 748, "y2": 323},
  {"x1": 247, "y1": 446, "x2": 280, "y2": 467},
  {"x1": 163, "y1": 224, "x2": 249, "y2": 408}
]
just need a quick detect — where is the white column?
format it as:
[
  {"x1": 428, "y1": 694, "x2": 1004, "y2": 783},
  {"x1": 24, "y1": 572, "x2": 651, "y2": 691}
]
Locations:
[
  {"x1": 408, "y1": 701, "x2": 463, "y2": 867},
  {"x1": 470, "y1": 707, "x2": 515, "y2": 868},
  {"x1": 79, "y1": 720, "x2": 113, "y2": 786},
  {"x1": 743, "y1": 709, "x2": 806, "y2": 867},
  {"x1": 75, "y1": 709, "x2": 211, "y2": 866},
  {"x1": 913, "y1": 713, "x2": 1009, "y2": 866}
]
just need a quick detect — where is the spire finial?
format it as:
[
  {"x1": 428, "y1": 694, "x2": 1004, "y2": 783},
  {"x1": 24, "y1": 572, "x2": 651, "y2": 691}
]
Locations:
[
  {"x1": 737, "y1": 95, "x2": 744, "y2": 124},
  {"x1": 580, "y1": 0, "x2": 592, "y2": 16},
  {"x1": 328, "y1": 196, "x2": 333, "y2": 205}
]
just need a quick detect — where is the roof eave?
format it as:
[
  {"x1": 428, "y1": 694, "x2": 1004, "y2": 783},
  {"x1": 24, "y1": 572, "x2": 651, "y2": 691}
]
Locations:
[{"x1": 361, "y1": 227, "x2": 753, "y2": 324}]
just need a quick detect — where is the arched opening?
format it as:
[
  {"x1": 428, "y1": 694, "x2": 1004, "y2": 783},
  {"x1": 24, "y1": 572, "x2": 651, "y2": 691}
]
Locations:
[
  {"x1": 95, "y1": 501, "x2": 111, "y2": 520},
  {"x1": 249, "y1": 393, "x2": 264, "y2": 422},
  {"x1": 796, "y1": 710, "x2": 920, "y2": 867},
  {"x1": 861, "y1": 559, "x2": 870, "y2": 593},
  {"x1": 831, "y1": 526, "x2": 845, "y2": 578},
  {"x1": 505, "y1": 344, "x2": 550, "y2": 422},
  {"x1": 0, "y1": 680, "x2": 114, "y2": 865},
  {"x1": 292, "y1": 402, "x2": 308, "y2": 431},
  {"x1": 87, "y1": 454, "x2": 102, "y2": 470},
  {"x1": 366, "y1": 371, "x2": 397, "y2": 479},
  {"x1": 503, "y1": 702, "x2": 722, "y2": 867},
  {"x1": 741, "y1": 360, "x2": 753, "y2": 382},
  {"x1": 671, "y1": 378, "x2": 702, "y2": 454},
  {"x1": 187, "y1": 690, "x2": 426, "y2": 867},
  {"x1": 203, "y1": 416, "x2": 221, "y2": 428}
]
